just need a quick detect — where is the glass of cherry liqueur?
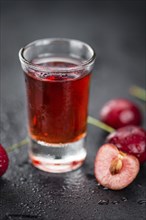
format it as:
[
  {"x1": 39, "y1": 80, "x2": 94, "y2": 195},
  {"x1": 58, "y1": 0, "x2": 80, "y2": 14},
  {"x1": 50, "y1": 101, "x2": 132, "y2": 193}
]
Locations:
[{"x1": 19, "y1": 38, "x2": 96, "y2": 173}]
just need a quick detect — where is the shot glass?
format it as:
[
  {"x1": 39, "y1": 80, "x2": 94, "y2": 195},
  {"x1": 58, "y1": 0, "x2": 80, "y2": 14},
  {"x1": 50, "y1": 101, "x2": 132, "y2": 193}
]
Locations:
[{"x1": 19, "y1": 38, "x2": 96, "y2": 173}]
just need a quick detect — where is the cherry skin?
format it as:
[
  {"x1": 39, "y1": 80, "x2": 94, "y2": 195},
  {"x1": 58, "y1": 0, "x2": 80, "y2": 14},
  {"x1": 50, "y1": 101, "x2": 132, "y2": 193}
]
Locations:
[
  {"x1": 106, "y1": 126, "x2": 146, "y2": 164},
  {"x1": 0, "y1": 144, "x2": 9, "y2": 177},
  {"x1": 100, "y1": 99, "x2": 142, "y2": 129}
]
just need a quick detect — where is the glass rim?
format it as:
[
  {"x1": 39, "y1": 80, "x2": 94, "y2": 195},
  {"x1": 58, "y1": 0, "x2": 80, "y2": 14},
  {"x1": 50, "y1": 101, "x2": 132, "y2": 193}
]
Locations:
[{"x1": 19, "y1": 38, "x2": 96, "y2": 72}]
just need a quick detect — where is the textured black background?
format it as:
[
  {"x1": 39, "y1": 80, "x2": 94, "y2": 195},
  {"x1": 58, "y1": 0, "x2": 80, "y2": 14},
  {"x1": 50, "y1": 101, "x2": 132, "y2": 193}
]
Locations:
[{"x1": 0, "y1": 0, "x2": 146, "y2": 220}]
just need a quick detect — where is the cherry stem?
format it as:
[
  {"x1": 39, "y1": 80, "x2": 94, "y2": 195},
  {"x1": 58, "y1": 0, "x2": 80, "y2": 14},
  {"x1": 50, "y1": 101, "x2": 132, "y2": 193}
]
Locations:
[
  {"x1": 129, "y1": 86, "x2": 146, "y2": 101},
  {"x1": 7, "y1": 116, "x2": 114, "y2": 153},
  {"x1": 7, "y1": 138, "x2": 29, "y2": 153},
  {"x1": 87, "y1": 116, "x2": 115, "y2": 133}
]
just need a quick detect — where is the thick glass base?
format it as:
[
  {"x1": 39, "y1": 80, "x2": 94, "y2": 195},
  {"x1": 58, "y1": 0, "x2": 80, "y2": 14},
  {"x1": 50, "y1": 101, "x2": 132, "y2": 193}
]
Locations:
[{"x1": 29, "y1": 137, "x2": 87, "y2": 173}]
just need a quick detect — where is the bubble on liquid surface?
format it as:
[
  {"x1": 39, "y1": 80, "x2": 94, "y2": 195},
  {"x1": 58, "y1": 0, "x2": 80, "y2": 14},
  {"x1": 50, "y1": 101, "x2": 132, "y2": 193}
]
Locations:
[{"x1": 31, "y1": 57, "x2": 85, "y2": 81}]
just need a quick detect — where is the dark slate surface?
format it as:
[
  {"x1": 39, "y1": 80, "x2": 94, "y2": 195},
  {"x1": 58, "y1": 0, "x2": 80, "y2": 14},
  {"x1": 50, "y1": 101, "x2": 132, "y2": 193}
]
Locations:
[{"x1": 0, "y1": 1, "x2": 146, "y2": 220}]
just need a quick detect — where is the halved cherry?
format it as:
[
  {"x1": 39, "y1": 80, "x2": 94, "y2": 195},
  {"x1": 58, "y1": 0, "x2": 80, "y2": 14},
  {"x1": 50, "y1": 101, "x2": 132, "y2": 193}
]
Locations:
[{"x1": 94, "y1": 144, "x2": 140, "y2": 190}]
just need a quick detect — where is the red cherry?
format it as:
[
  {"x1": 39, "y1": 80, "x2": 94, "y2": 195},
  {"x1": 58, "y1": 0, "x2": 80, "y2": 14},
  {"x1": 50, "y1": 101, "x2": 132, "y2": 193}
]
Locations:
[
  {"x1": 106, "y1": 126, "x2": 146, "y2": 164},
  {"x1": 0, "y1": 144, "x2": 9, "y2": 177},
  {"x1": 94, "y1": 144, "x2": 140, "y2": 190},
  {"x1": 100, "y1": 99, "x2": 142, "y2": 129}
]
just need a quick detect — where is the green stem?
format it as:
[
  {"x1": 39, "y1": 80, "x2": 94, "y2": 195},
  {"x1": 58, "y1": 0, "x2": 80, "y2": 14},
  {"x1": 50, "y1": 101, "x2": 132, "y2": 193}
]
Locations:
[
  {"x1": 87, "y1": 116, "x2": 115, "y2": 133},
  {"x1": 129, "y1": 86, "x2": 146, "y2": 101},
  {"x1": 7, "y1": 137, "x2": 29, "y2": 153}
]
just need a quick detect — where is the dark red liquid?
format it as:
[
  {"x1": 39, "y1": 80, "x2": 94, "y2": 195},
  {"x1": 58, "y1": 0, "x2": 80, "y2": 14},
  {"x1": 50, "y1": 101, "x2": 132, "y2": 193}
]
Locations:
[{"x1": 25, "y1": 58, "x2": 91, "y2": 144}]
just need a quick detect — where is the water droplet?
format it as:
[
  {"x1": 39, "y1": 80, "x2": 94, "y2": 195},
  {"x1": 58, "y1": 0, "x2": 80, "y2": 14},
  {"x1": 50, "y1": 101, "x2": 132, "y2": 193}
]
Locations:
[
  {"x1": 137, "y1": 200, "x2": 146, "y2": 205},
  {"x1": 121, "y1": 197, "x2": 128, "y2": 202},
  {"x1": 103, "y1": 187, "x2": 108, "y2": 190},
  {"x1": 20, "y1": 177, "x2": 27, "y2": 183},
  {"x1": 11, "y1": 183, "x2": 17, "y2": 187},
  {"x1": 54, "y1": 207, "x2": 59, "y2": 211},
  {"x1": 112, "y1": 200, "x2": 120, "y2": 205},
  {"x1": 98, "y1": 200, "x2": 109, "y2": 205},
  {"x1": 137, "y1": 183, "x2": 142, "y2": 188}
]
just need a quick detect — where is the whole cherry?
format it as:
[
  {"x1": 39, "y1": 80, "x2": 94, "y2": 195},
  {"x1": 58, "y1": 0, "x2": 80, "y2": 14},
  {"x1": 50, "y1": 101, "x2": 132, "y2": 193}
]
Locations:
[
  {"x1": 100, "y1": 99, "x2": 142, "y2": 129},
  {"x1": 0, "y1": 144, "x2": 9, "y2": 177},
  {"x1": 106, "y1": 126, "x2": 146, "y2": 164}
]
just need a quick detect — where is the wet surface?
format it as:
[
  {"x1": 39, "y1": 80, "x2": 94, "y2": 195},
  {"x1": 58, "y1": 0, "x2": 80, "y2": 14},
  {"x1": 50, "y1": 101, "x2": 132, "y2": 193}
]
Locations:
[{"x1": 1, "y1": 1, "x2": 146, "y2": 220}]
